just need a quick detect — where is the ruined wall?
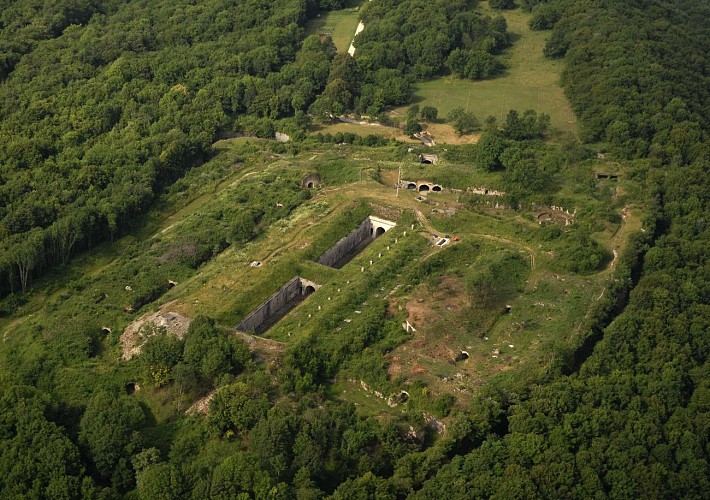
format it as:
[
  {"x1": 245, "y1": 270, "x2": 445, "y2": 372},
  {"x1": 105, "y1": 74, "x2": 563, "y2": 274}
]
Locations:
[
  {"x1": 236, "y1": 276, "x2": 307, "y2": 333},
  {"x1": 317, "y1": 218, "x2": 373, "y2": 268}
]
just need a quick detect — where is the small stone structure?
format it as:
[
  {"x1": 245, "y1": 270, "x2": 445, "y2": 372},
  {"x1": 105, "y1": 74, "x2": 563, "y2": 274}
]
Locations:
[
  {"x1": 300, "y1": 173, "x2": 321, "y2": 189},
  {"x1": 418, "y1": 153, "x2": 439, "y2": 164},
  {"x1": 468, "y1": 186, "x2": 505, "y2": 196},
  {"x1": 236, "y1": 276, "x2": 320, "y2": 334},
  {"x1": 400, "y1": 180, "x2": 443, "y2": 193},
  {"x1": 533, "y1": 204, "x2": 575, "y2": 226},
  {"x1": 317, "y1": 216, "x2": 396, "y2": 269},
  {"x1": 594, "y1": 171, "x2": 619, "y2": 180}
]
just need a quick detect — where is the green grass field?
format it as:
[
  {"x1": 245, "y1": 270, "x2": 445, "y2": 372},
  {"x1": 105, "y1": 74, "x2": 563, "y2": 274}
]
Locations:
[
  {"x1": 305, "y1": 2, "x2": 364, "y2": 52},
  {"x1": 403, "y1": 6, "x2": 577, "y2": 135}
]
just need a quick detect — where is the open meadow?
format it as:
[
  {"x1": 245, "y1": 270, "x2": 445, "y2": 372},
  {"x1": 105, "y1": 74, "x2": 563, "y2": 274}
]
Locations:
[
  {"x1": 304, "y1": 1, "x2": 364, "y2": 52},
  {"x1": 398, "y1": 6, "x2": 577, "y2": 135}
]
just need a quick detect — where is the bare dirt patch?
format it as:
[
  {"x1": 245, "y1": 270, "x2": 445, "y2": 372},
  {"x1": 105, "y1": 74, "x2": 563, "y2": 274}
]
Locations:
[
  {"x1": 121, "y1": 304, "x2": 191, "y2": 360},
  {"x1": 186, "y1": 390, "x2": 216, "y2": 416}
]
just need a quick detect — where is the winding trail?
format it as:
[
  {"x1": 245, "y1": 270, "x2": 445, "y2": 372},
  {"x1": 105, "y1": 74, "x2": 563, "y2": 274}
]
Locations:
[{"x1": 415, "y1": 209, "x2": 536, "y2": 269}]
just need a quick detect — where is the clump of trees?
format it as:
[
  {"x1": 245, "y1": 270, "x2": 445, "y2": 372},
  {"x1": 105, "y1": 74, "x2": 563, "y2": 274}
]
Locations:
[
  {"x1": 139, "y1": 316, "x2": 251, "y2": 389},
  {"x1": 356, "y1": 0, "x2": 510, "y2": 80}
]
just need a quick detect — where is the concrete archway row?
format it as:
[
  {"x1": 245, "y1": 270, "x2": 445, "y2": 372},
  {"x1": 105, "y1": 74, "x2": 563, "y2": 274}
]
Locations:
[{"x1": 401, "y1": 180, "x2": 443, "y2": 193}]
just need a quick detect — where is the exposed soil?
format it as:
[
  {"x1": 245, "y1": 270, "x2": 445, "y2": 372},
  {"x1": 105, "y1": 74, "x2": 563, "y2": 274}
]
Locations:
[
  {"x1": 121, "y1": 304, "x2": 192, "y2": 360},
  {"x1": 185, "y1": 390, "x2": 215, "y2": 416}
]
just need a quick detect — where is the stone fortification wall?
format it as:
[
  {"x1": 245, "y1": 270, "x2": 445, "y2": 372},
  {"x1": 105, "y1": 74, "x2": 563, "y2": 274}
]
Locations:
[
  {"x1": 236, "y1": 276, "x2": 306, "y2": 333},
  {"x1": 317, "y1": 218, "x2": 372, "y2": 268}
]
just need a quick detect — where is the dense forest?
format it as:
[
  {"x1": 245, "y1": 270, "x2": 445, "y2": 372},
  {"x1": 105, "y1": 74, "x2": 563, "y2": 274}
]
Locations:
[
  {"x1": 0, "y1": 0, "x2": 511, "y2": 297},
  {"x1": 0, "y1": 0, "x2": 708, "y2": 498}
]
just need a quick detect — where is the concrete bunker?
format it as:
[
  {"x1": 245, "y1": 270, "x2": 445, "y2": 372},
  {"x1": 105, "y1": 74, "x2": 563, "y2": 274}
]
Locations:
[
  {"x1": 418, "y1": 153, "x2": 439, "y2": 164},
  {"x1": 595, "y1": 172, "x2": 619, "y2": 180},
  {"x1": 125, "y1": 382, "x2": 137, "y2": 395},
  {"x1": 317, "y1": 216, "x2": 396, "y2": 269},
  {"x1": 236, "y1": 276, "x2": 320, "y2": 334},
  {"x1": 301, "y1": 173, "x2": 321, "y2": 189},
  {"x1": 401, "y1": 180, "x2": 443, "y2": 193},
  {"x1": 455, "y1": 350, "x2": 470, "y2": 362}
]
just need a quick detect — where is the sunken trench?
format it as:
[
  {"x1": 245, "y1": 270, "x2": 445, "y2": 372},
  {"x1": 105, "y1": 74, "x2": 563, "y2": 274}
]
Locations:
[
  {"x1": 317, "y1": 216, "x2": 396, "y2": 269},
  {"x1": 236, "y1": 276, "x2": 320, "y2": 334}
]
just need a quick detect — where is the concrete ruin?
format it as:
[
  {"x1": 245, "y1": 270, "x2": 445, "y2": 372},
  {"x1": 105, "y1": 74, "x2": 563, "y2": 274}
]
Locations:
[
  {"x1": 236, "y1": 276, "x2": 320, "y2": 334},
  {"x1": 121, "y1": 309, "x2": 192, "y2": 360},
  {"x1": 594, "y1": 172, "x2": 619, "y2": 180},
  {"x1": 300, "y1": 173, "x2": 321, "y2": 189},
  {"x1": 418, "y1": 153, "x2": 439, "y2": 164},
  {"x1": 400, "y1": 180, "x2": 443, "y2": 193},
  {"x1": 468, "y1": 186, "x2": 505, "y2": 196},
  {"x1": 317, "y1": 216, "x2": 396, "y2": 269}
]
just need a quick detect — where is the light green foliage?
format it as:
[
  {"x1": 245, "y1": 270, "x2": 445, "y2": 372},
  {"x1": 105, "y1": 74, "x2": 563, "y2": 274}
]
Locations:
[{"x1": 140, "y1": 329, "x2": 184, "y2": 387}]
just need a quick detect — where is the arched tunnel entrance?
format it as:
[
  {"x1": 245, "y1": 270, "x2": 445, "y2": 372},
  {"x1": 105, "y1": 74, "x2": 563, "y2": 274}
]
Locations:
[
  {"x1": 375, "y1": 227, "x2": 386, "y2": 237},
  {"x1": 304, "y1": 285, "x2": 316, "y2": 295},
  {"x1": 419, "y1": 184, "x2": 430, "y2": 192},
  {"x1": 432, "y1": 185, "x2": 442, "y2": 192},
  {"x1": 407, "y1": 182, "x2": 417, "y2": 190}
]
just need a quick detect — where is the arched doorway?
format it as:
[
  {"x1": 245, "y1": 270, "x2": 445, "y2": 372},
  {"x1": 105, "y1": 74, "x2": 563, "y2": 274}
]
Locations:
[
  {"x1": 375, "y1": 227, "x2": 385, "y2": 237},
  {"x1": 407, "y1": 182, "x2": 417, "y2": 190},
  {"x1": 304, "y1": 285, "x2": 316, "y2": 295},
  {"x1": 307, "y1": 181, "x2": 315, "y2": 188},
  {"x1": 419, "y1": 184, "x2": 430, "y2": 192},
  {"x1": 432, "y1": 185, "x2": 442, "y2": 192}
]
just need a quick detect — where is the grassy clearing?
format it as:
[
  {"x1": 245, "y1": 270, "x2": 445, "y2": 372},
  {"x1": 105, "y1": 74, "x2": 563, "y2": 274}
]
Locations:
[
  {"x1": 398, "y1": 7, "x2": 577, "y2": 135},
  {"x1": 304, "y1": 2, "x2": 364, "y2": 52},
  {"x1": 0, "y1": 138, "x2": 641, "y2": 420}
]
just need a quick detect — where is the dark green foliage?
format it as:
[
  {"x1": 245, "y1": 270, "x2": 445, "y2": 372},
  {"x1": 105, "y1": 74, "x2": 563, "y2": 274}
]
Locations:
[
  {"x1": 0, "y1": 0, "x2": 708, "y2": 498},
  {"x1": 0, "y1": 0, "x2": 331, "y2": 296},
  {"x1": 208, "y1": 382, "x2": 270, "y2": 436},
  {"x1": 548, "y1": 0, "x2": 710, "y2": 149},
  {"x1": 529, "y1": 3, "x2": 561, "y2": 30},
  {"x1": 500, "y1": 145, "x2": 549, "y2": 197},
  {"x1": 0, "y1": 386, "x2": 86, "y2": 498},
  {"x1": 79, "y1": 390, "x2": 144, "y2": 488},
  {"x1": 420, "y1": 106, "x2": 438, "y2": 122},
  {"x1": 356, "y1": 0, "x2": 508, "y2": 81},
  {"x1": 447, "y1": 107, "x2": 480, "y2": 135},
  {"x1": 432, "y1": 393, "x2": 455, "y2": 418},
  {"x1": 475, "y1": 131, "x2": 506, "y2": 171},
  {"x1": 503, "y1": 109, "x2": 550, "y2": 140},
  {"x1": 554, "y1": 227, "x2": 608, "y2": 274},
  {"x1": 136, "y1": 462, "x2": 187, "y2": 500},
  {"x1": 182, "y1": 316, "x2": 251, "y2": 384},
  {"x1": 489, "y1": 0, "x2": 516, "y2": 10},
  {"x1": 404, "y1": 118, "x2": 422, "y2": 136},
  {"x1": 446, "y1": 48, "x2": 503, "y2": 79}
]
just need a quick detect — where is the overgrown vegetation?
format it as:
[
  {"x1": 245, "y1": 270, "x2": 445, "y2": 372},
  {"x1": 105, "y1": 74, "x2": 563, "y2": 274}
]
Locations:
[{"x1": 0, "y1": 0, "x2": 707, "y2": 497}]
